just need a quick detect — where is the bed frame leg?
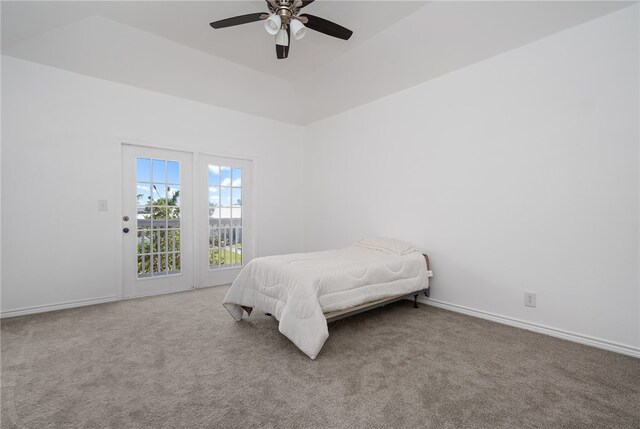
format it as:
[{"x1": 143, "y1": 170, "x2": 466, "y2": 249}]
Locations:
[
  {"x1": 425, "y1": 288, "x2": 430, "y2": 298},
  {"x1": 413, "y1": 294, "x2": 419, "y2": 308}
]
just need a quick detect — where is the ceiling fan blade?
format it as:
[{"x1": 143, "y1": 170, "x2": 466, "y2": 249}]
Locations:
[
  {"x1": 300, "y1": 0, "x2": 315, "y2": 8},
  {"x1": 276, "y1": 27, "x2": 291, "y2": 59},
  {"x1": 299, "y1": 14, "x2": 353, "y2": 40},
  {"x1": 209, "y1": 13, "x2": 266, "y2": 29}
]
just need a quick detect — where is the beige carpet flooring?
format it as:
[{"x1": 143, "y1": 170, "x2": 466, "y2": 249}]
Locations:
[{"x1": 1, "y1": 286, "x2": 639, "y2": 428}]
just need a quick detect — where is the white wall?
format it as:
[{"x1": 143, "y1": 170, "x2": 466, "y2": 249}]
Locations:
[
  {"x1": 302, "y1": 6, "x2": 639, "y2": 352},
  {"x1": 1, "y1": 56, "x2": 303, "y2": 315}
]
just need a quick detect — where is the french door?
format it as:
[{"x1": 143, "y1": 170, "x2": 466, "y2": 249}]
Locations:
[
  {"x1": 122, "y1": 145, "x2": 194, "y2": 297},
  {"x1": 199, "y1": 155, "x2": 253, "y2": 286},
  {"x1": 122, "y1": 145, "x2": 253, "y2": 297}
]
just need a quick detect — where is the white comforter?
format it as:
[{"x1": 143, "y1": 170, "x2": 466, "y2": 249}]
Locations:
[{"x1": 222, "y1": 246, "x2": 429, "y2": 359}]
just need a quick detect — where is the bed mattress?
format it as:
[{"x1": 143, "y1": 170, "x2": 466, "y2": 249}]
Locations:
[{"x1": 222, "y1": 245, "x2": 429, "y2": 359}]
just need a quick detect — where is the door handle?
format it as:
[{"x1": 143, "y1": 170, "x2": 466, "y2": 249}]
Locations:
[{"x1": 123, "y1": 228, "x2": 130, "y2": 233}]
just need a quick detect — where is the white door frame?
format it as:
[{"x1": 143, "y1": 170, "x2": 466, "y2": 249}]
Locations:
[{"x1": 117, "y1": 141, "x2": 259, "y2": 299}]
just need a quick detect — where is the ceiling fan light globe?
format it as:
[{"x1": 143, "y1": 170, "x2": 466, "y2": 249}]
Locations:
[
  {"x1": 264, "y1": 14, "x2": 281, "y2": 35},
  {"x1": 275, "y1": 28, "x2": 289, "y2": 46},
  {"x1": 290, "y1": 19, "x2": 307, "y2": 40}
]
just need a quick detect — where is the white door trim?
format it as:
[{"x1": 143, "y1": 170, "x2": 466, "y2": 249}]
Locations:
[{"x1": 192, "y1": 152, "x2": 201, "y2": 291}]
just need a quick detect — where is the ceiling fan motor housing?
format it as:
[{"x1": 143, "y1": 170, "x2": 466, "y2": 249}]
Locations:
[
  {"x1": 277, "y1": 8, "x2": 292, "y2": 25},
  {"x1": 272, "y1": 0, "x2": 295, "y2": 26}
]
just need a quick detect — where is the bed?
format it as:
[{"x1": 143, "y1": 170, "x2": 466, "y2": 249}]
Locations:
[{"x1": 222, "y1": 237, "x2": 433, "y2": 359}]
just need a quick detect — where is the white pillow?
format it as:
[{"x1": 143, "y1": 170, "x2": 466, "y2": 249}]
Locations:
[{"x1": 354, "y1": 237, "x2": 416, "y2": 255}]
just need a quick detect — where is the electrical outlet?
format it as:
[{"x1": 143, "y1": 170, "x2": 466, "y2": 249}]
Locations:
[
  {"x1": 524, "y1": 292, "x2": 536, "y2": 308},
  {"x1": 98, "y1": 200, "x2": 108, "y2": 212}
]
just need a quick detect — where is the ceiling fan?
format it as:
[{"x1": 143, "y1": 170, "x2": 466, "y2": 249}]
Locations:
[{"x1": 209, "y1": 0, "x2": 353, "y2": 59}]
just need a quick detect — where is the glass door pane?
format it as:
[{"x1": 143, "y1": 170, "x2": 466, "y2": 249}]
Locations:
[
  {"x1": 136, "y1": 157, "x2": 182, "y2": 278},
  {"x1": 208, "y1": 165, "x2": 243, "y2": 270}
]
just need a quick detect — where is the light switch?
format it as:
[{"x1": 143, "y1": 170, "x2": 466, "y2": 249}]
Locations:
[{"x1": 98, "y1": 200, "x2": 108, "y2": 212}]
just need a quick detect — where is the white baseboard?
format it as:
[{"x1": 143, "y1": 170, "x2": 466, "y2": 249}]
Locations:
[
  {"x1": 1, "y1": 296, "x2": 118, "y2": 319},
  {"x1": 0, "y1": 285, "x2": 227, "y2": 319},
  {"x1": 420, "y1": 297, "x2": 640, "y2": 359}
]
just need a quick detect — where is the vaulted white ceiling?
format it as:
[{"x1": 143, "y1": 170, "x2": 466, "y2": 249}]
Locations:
[
  {"x1": 1, "y1": 1, "x2": 426, "y2": 80},
  {"x1": 2, "y1": 1, "x2": 635, "y2": 124}
]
